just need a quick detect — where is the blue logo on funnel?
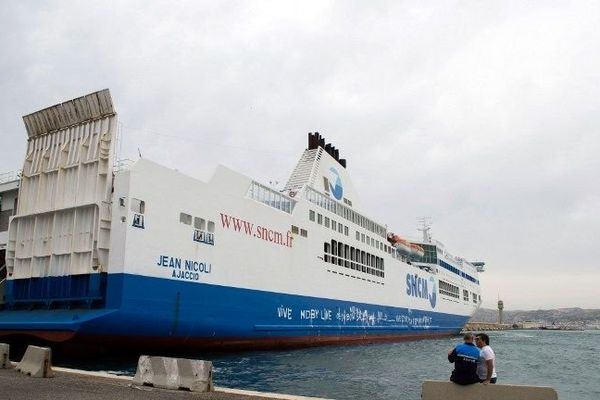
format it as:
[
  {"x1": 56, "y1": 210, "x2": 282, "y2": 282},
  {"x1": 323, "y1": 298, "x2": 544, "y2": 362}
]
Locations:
[{"x1": 329, "y1": 167, "x2": 343, "y2": 200}]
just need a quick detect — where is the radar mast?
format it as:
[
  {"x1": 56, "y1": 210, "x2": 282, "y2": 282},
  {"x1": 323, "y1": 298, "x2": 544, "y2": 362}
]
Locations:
[{"x1": 417, "y1": 217, "x2": 432, "y2": 243}]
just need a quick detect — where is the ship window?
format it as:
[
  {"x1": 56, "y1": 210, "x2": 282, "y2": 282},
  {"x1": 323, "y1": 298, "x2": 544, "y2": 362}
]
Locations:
[
  {"x1": 344, "y1": 226, "x2": 349, "y2": 236},
  {"x1": 309, "y1": 210, "x2": 315, "y2": 221},
  {"x1": 338, "y1": 223, "x2": 343, "y2": 234},
  {"x1": 282, "y1": 199, "x2": 291, "y2": 213},
  {"x1": 304, "y1": 187, "x2": 386, "y2": 240},
  {"x1": 179, "y1": 212, "x2": 192, "y2": 225},
  {"x1": 248, "y1": 181, "x2": 296, "y2": 214},
  {"x1": 324, "y1": 242, "x2": 330, "y2": 262},
  {"x1": 463, "y1": 290, "x2": 469, "y2": 301},
  {"x1": 131, "y1": 198, "x2": 145, "y2": 214},
  {"x1": 472, "y1": 292, "x2": 478, "y2": 303},
  {"x1": 317, "y1": 213, "x2": 323, "y2": 224},
  {"x1": 300, "y1": 228, "x2": 307, "y2": 237},
  {"x1": 291, "y1": 225, "x2": 299, "y2": 234},
  {"x1": 331, "y1": 220, "x2": 337, "y2": 231},
  {"x1": 119, "y1": 197, "x2": 126, "y2": 207},
  {"x1": 361, "y1": 233, "x2": 365, "y2": 243},
  {"x1": 194, "y1": 217, "x2": 206, "y2": 230},
  {"x1": 324, "y1": 217, "x2": 330, "y2": 228},
  {"x1": 356, "y1": 231, "x2": 360, "y2": 241},
  {"x1": 439, "y1": 280, "x2": 460, "y2": 299},
  {"x1": 207, "y1": 221, "x2": 215, "y2": 233},
  {"x1": 323, "y1": 177, "x2": 330, "y2": 193},
  {"x1": 331, "y1": 240, "x2": 338, "y2": 256}
]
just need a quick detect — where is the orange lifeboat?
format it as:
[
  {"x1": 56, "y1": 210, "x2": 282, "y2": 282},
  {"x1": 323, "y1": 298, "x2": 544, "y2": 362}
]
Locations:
[
  {"x1": 387, "y1": 233, "x2": 411, "y2": 255},
  {"x1": 409, "y1": 242, "x2": 425, "y2": 259}
]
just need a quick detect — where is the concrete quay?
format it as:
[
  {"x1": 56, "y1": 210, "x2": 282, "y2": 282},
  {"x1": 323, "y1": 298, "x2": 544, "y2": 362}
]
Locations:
[{"x1": 0, "y1": 365, "x2": 328, "y2": 400}]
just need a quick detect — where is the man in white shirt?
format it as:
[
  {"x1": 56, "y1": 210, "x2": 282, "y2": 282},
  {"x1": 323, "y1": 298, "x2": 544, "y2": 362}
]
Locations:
[{"x1": 475, "y1": 333, "x2": 497, "y2": 384}]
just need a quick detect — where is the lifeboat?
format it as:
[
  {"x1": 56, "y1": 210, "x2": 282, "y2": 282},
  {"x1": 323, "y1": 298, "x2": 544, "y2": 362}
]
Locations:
[
  {"x1": 409, "y1": 242, "x2": 425, "y2": 259},
  {"x1": 386, "y1": 232, "x2": 411, "y2": 255}
]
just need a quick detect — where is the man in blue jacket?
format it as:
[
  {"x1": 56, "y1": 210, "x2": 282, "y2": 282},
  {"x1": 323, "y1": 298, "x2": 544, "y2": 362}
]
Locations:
[{"x1": 448, "y1": 332, "x2": 481, "y2": 385}]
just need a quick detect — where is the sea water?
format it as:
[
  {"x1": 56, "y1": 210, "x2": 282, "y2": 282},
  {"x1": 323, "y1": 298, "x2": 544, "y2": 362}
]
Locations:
[{"x1": 64, "y1": 329, "x2": 600, "y2": 400}]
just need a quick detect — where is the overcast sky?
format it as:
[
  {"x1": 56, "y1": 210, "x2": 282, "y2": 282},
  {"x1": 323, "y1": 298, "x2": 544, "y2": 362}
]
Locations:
[{"x1": 1, "y1": 1, "x2": 599, "y2": 310}]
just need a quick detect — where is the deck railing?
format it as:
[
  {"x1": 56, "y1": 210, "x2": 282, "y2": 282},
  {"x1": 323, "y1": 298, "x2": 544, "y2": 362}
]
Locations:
[{"x1": 0, "y1": 170, "x2": 21, "y2": 184}]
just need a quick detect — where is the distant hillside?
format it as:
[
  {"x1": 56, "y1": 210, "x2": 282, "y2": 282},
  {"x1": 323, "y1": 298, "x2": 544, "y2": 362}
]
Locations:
[{"x1": 470, "y1": 307, "x2": 600, "y2": 324}]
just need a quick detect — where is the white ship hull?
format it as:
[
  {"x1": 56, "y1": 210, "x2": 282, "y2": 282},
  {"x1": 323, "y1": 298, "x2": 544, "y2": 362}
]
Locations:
[{"x1": 0, "y1": 90, "x2": 483, "y2": 350}]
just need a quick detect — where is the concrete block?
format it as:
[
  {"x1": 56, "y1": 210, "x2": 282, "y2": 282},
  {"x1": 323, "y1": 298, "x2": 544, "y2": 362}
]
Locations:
[
  {"x1": 132, "y1": 355, "x2": 213, "y2": 392},
  {"x1": 422, "y1": 380, "x2": 558, "y2": 400},
  {"x1": 0, "y1": 343, "x2": 10, "y2": 368},
  {"x1": 15, "y1": 345, "x2": 54, "y2": 378}
]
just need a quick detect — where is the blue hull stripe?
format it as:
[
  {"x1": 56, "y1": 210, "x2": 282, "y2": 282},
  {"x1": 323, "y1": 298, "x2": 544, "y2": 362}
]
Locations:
[{"x1": 0, "y1": 273, "x2": 470, "y2": 342}]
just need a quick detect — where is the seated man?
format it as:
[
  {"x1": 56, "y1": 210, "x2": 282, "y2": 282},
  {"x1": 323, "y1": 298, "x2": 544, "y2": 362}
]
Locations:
[{"x1": 448, "y1": 332, "x2": 481, "y2": 385}]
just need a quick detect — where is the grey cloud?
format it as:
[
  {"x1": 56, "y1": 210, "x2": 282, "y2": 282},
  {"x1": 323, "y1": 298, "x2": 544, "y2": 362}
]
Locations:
[{"x1": 1, "y1": 1, "x2": 599, "y2": 308}]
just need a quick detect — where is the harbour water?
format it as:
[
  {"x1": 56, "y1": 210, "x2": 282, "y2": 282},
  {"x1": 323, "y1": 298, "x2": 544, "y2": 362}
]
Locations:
[{"x1": 61, "y1": 329, "x2": 599, "y2": 400}]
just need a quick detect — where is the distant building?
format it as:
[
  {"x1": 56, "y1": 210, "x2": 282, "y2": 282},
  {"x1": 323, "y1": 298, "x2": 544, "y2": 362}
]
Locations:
[
  {"x1": 521, "y1": 320, "x2": 542, "y2": 329},
  {"x1": 1, "y1": 171, "x2": 20, "y2": 278}
]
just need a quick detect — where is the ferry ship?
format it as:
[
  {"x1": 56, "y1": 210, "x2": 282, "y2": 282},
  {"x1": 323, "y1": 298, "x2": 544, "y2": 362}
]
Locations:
[{"x1": 0, "y1": 90, "x2": 485, "y2": 350}]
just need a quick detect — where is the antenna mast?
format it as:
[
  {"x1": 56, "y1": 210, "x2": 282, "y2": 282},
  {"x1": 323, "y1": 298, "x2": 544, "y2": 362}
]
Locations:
[{"x1": 417, "y1": 217, "x2": 432, "y2": 243}]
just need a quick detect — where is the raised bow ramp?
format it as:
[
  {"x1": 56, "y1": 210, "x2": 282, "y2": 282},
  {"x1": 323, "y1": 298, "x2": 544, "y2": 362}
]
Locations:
[{"x1": 5, "y1": 89, "x2": 117, "y2": 308}]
